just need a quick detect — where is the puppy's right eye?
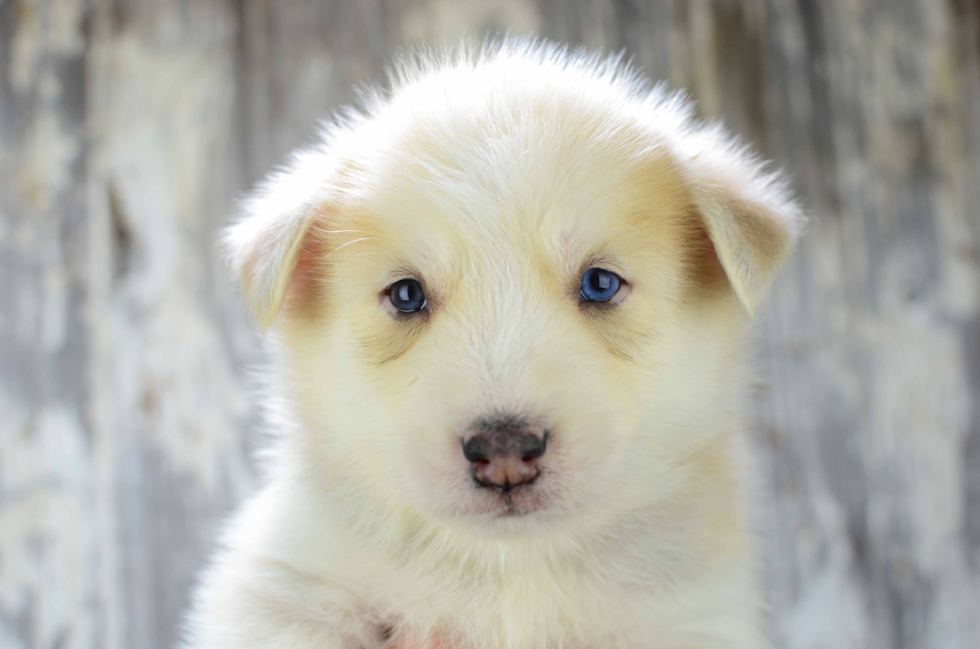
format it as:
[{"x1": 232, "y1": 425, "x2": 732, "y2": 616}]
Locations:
[
  {"x1": 579, "y1": 268, "x2": 622, "y2": 302},
  {"x1": 388, "y1": 279, "x2": 427, "y2": 313}
]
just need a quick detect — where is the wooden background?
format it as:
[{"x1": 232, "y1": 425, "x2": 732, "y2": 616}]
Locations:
[{"x1": 1, "y1": 1, "x2": 978, "y2": 647}]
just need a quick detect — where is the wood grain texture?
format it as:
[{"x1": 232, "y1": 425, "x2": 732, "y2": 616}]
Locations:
[{"x1": 0, "y1": 1, "x2": 977, "y2": 648}]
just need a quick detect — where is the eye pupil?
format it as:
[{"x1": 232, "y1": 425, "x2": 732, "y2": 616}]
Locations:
[
  {"x1": 389, "y1": 279, "x2": 427, "y2": 313},
  {"x1": 580, "y1": 268, "x2": 622, "y2": 303}
]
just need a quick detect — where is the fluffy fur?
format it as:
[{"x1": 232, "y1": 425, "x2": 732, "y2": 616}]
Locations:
[{"x1": 185, "y1": 40, "x2": 803, "y2": 649}]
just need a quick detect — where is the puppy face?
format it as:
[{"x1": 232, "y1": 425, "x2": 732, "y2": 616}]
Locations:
[{"x1": 226, "y1": 46, "x2": 801, "y2": 537}]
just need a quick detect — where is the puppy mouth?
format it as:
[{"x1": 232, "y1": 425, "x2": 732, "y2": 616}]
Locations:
[
  {"x1": 472, "y1": 473, "x2": 546, "y2": 517},
  {"x1": 471, "y1": 470, "x2": 541, "y2": 494}
]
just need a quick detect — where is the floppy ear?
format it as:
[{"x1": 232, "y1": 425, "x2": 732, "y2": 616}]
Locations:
[
  {"x1": 677, "y1": 127, "x2": 804, "y2": 314},
  {"x1": 223, "y1": 147, "x2": 339, "y2": 330}
]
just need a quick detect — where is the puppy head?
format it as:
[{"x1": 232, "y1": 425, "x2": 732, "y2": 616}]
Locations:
[{"x1": 225, "y1": 43, "x2": 802, "y2": 537}]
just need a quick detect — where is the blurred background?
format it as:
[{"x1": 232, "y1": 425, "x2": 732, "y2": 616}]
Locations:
[{"x1": 1, "y1": 1, "x2": 978, "y2": 648}]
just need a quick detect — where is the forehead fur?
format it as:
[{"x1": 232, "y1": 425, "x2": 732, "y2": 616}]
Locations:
[
  {"x1": 313, "y1": 44, "x2": 702, "y2": 264},
  {"x1": 313, "y1": 40, "x2": 801, "y2": 259},
  {"x1": 322, "y1": 41, "x2": 791, "y2": 198},
  {"x1": 338, "y1": 42, "x2": 690, "y2": 196}
]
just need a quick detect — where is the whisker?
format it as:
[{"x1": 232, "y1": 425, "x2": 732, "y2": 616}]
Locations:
[{"x1": 323, "y1": 237, "x2": 373, "y2": 258}]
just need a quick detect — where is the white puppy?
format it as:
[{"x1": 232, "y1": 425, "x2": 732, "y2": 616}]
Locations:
[{"x1": 184, "y1": 40, "x2": 802, "y2": 649}]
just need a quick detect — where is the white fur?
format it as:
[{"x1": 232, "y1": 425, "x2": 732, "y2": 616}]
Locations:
[{"x1": 185, "y1": 40, "x2": 802, "y2": 649}]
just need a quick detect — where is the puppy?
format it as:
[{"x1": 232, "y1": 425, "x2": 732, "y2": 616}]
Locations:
[{"x1": 184, "y1": 41, "x2": 802, "y2": 649}]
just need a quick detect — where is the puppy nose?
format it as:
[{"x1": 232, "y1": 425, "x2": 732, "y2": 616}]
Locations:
[{"x1": 462, "y1": 416, "x2": 548, "y2": 490}]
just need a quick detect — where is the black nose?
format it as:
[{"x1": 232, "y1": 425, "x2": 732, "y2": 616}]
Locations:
[
  {"x1": 462, "y1": 432, "x2": 546, "y2": 463},
  {"x1": 462, "y1": 414, "x2": 548, "y2": 489}
]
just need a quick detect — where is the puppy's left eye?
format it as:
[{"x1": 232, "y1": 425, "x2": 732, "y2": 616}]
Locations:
[
  {"x1": 579, "y1": 268, "x2": 622, "y2": 302},
  {"x1": 388, "y1": 278, "x2": 427, "y2": 313}
]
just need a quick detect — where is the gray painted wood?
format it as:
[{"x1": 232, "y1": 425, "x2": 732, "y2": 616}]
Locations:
[{"x1": 1, "y1": 1, "x2": 977, "y2": 648}]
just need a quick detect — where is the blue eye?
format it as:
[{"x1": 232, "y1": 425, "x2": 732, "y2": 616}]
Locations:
[
  {"x1": 389, "y1": 279, "x2": 427, "y2": 313},
  {"x1": 579, "y1": 268, "x2": 622, "y2": 302}
]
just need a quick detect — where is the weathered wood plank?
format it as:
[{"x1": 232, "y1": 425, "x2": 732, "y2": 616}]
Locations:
[{"x1": 0, "y1": 1, "x2": 98, "y2": 647}]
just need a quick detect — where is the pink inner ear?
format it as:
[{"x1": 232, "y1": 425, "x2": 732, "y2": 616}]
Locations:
[
  {"x1": 694, "y1": 225, "x2": 725, "y2": 280},
  {"x1": 287, "y1": 237, "x2": 322, "y2": 300}
]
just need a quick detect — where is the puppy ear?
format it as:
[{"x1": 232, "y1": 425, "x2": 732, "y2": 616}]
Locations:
[
  {"x1": 223, "y1": 147, "x2": 339, "y2": 330},
  {"x1": 678, "y1": 127, "x2": 804, "y2": 314}
]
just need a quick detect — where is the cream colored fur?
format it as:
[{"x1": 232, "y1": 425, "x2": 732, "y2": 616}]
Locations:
[{"x1": 184, "y1": 40, "x2": 803, "y2": 649}]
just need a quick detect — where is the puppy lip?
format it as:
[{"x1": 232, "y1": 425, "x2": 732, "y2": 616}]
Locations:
[
  {"x1": 496, "y1": 506, "x2": 530, "y2": 518},
  {"x1": 471, "y1": 469, "x2": 542, "y2": 493},
  {"x1": 469, "y1": 470, "x2": 548, "y2": 518}
]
